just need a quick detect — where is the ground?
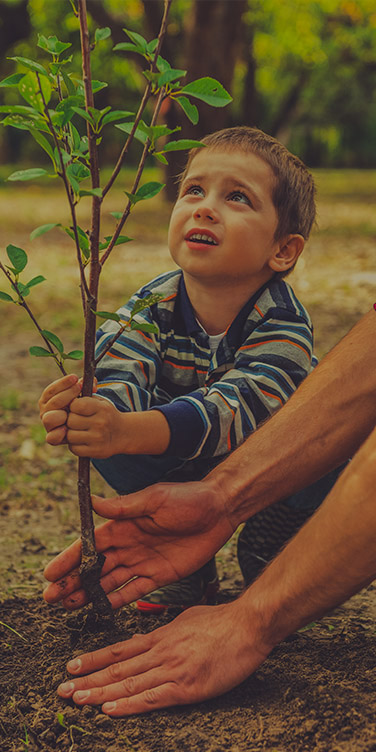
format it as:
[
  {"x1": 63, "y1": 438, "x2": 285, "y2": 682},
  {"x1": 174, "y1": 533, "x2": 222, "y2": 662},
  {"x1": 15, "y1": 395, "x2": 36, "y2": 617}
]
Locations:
[{"x1": 1, "y1": 169, "x2": 376, "y2": 751}]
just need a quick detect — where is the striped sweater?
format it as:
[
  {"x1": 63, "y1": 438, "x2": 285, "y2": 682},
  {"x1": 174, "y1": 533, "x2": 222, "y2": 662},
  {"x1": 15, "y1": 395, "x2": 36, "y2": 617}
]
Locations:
[{"x1": 95, "y1": 270, "x2": 316, "y2": 461}]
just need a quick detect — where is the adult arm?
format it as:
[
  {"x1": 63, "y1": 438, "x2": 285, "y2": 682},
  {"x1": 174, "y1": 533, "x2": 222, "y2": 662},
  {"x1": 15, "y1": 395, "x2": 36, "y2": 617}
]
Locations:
[{"x1": 56, "y1": 420, "x2": 376, "y2": 715}]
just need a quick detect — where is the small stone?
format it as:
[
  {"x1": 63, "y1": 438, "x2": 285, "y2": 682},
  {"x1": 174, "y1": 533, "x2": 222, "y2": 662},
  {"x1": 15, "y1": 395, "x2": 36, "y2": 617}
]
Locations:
[{"x1": 94, "y1": 713, "x2": 111, "y2": 728}]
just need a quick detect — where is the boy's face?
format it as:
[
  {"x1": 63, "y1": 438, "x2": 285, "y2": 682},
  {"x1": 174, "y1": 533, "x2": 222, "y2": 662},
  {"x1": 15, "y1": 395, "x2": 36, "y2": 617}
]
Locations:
[{"x1": 168, "y1": 147, "x2": 281, "y2": 291}]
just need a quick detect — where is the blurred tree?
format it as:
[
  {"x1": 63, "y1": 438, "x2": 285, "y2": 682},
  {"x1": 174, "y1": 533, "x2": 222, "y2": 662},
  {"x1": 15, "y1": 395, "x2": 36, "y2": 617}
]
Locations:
[{"x1": 1, "y1": 0, "x2": 376, "y2": 174}]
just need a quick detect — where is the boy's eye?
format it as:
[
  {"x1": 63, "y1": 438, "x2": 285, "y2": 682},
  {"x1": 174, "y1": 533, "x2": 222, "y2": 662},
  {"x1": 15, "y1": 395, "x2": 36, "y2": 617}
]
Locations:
[
  {"x1": 185, "y1": 184, "x2": 204, "y2": 197},
  {"x1": 228, "y1": 191, "x2": 251, "y2": 205}
]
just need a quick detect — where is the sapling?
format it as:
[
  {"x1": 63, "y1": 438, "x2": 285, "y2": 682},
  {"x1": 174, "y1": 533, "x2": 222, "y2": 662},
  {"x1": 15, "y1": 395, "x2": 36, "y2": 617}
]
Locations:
[{"x1": 0, "y1": 0, "x2": 231, "y2": 619}]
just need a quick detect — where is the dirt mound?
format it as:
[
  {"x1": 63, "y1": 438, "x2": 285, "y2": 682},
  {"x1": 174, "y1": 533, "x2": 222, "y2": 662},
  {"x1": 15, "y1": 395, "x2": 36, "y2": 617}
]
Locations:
[{"x1": 1, "y1": 590, "x2": 376, "y2": 752}]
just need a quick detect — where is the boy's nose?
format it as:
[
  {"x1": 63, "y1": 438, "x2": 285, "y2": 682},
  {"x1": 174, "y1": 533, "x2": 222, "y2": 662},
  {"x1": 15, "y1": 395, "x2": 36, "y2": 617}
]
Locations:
[{"x1": 193, "y1": 204, "x2": 218, "y2": 222}]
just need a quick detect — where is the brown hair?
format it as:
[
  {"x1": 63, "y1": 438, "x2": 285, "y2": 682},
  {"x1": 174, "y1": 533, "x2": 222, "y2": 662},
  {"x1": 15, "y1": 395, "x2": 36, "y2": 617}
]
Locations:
[{"x1": 179, "y1": 126, "x2": 316, "y2": 245}]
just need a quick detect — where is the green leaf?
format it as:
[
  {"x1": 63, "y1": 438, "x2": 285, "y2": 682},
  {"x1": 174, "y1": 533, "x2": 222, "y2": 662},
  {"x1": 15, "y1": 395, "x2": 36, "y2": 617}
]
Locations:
[
  {"x1": 19, "y1": 71, "x2": 52, "y2": 111},
  {"x1": 138, "y1": 122, "x2": 180, "y2": 142},
  {"x1": 0, "y1": 104, "x2": 40, "y2": 115},
  {"x1": 42, "y1": 329, "x2": 64, "y2": 353},
  {"x1": 30, "y1": 223, "x2": 61, "y2": 241},
  {"x1": 0, "y1": 73, "x2": 24, "y2": 88},
  {"x1": 137, "y1": 181, "x2": 165, "y2": 200},
  {"x1": 175, "y1": 96, "x2": 199, "y2": 125},
  {"x1": 37, "y1": 35, "x2": 72, "y2": 56},
  {"x1": 64, "y1": 350, "x2": 83, "y2": 360},
  {"x1": 123, "y1": 28, "x2": 148, "y2": 52},
  {"x1": 16, "y1": 282, "x2": 30, "y2": 297},
  {"x1": 6, "y1": 245, "x2": 28, "y2": 273},
  {"x1": 159, "y1": 139, "x2": 204, "y2": 153},
  {"x1": 56, "y1": 713, "x2": 66, "y2": 728},
  {"x1": 115, "y1": 121, "x2": 148, "y2": 145},
  {"x1": 0, "y1": 291, "x2": 14, "y2": 302},
  {"x1": 79, "y1": 188, "x2": 103, "y2": 198},
  {"x1": 1, "y1": 115, "x2": 41, "y2": 131},
  {"x1": 131, "y1": 293, "x2": 164, "y2": 315},
  {"x1": 113, "y1": 42, "x2": 142, "y2": 54},
  {"x1": 65, "y1": 226, "x2": 90, "y2": 258},
  {"x1": 9, "y1": 57, "x2": 50, "y2": 78},
  {"x1": 153, "y1": 152, "x2": 168, "y2": 165},
  {"x1": 29, "y1": 129, "x2": 55, "y2": 162},
  {"x1": 74, "y1": 79, "x2": 108, "y2": 96},
  {"x1": 110, "y1": 211, "x2": 123, "y2": 220},
  {"x1": 101, "y1": 235, "x2": 132, "y2": 249},
  {"x1": 49, "y1": 58, "x2": 73, "y2": 76},
  {"x1": 29, "y1": 346, "x2": 54, "y2": 358},
  {"x1": 180, "y1": 77, "x2": 232, "y2": 108},
  {"x1": 95, "y1": 310, "x2": 121, "y2": 322},
  {"x1": 95, "y1": 27, "x2": 111, "y2": 43},
  {"x1": 125, "y1": 181, "x2": 165, "y2": 206},
  {"x1": 146, "y1": 38, "x2": 159, "y2": 54},
  {"x1": 130, "y1": 321, "x2": 158, "y2": 334},
  {"x1": 26, "y1": 275, "x2": 46, "y2": 289},
  {"x1": 66, "y1": 162, "x2": 91, "y2": 194},
  {"x1": 61, "y1": 69, "x2": 76, "y2": 96},
  {"x1": 7, "y1": 168, "x2": 49, "y2": 181},
  {"x1": 156, "y1": 56, "x2": 171, "y2": 74},
  {"x1": 100, "y1": 109, "x2": 134, "y2": 126},
  {"x1": 158, "y1": 68, "x2": 186, "y2": 87},
  {"x1": 71, "y1": 106, "x2": 95, "y2": 127}
]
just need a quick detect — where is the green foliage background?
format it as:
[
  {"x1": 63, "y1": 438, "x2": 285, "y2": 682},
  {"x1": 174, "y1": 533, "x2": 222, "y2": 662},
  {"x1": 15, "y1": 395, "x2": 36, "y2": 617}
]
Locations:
[{"x1": 1, "y1": 0, "x2": 376, "y2": 168}]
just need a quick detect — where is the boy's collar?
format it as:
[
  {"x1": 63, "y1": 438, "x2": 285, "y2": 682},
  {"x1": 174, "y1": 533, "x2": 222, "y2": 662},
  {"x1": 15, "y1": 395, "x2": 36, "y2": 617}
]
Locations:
[{"x1": 177, "y1": 273, "x2": 273, "y2": 344}]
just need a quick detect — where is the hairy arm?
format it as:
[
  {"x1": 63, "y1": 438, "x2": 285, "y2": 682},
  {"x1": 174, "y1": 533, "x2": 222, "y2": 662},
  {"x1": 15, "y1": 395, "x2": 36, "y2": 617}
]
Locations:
[
  {"x1": 56, "y1": 422, "x2": 376, "y2": 715},
  {"x1": 209, "y1": 308, "x2": 376, "y2": 528}
]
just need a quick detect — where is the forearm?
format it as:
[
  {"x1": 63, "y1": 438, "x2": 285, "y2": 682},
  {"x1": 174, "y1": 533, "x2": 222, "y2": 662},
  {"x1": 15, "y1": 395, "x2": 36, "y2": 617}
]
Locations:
[
  {"x1": 114, "y1": 409, "x2": 171, "y2": 455},
  {"x1": 207, "y1": 309, "x2": 376, "y2": 526},
  {"x1": 240, "y1": 422, "x2": 376, "y2": 649}
]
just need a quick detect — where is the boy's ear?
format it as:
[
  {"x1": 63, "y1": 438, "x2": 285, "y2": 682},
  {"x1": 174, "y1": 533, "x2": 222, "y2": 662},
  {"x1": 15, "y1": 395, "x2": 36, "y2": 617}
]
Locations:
[{"x1": 268, "y1": 234, "x2": 305, "y2": 274}]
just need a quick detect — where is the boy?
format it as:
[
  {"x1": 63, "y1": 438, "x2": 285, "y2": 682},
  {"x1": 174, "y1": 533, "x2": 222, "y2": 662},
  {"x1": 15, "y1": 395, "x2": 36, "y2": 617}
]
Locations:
[{"x1": 40, "y1": 126, "x2": 328, "y2": 612}]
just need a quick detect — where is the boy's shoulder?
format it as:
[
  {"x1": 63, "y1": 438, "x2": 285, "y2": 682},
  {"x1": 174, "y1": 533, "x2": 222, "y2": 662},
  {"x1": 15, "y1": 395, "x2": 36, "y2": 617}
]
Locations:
[
  {"x1": 137, "y1": 269, "x2": 182, "y2": 303},
  {"x1": 254, "y1": 278, "x2": 312, "y2": 326}
]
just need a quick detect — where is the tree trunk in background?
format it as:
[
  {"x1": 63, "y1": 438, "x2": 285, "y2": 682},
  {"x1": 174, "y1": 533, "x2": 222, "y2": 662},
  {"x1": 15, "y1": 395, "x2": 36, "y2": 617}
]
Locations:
[
  {"x1": 85, "y1": 0, "x2": 248, "y2": 201},
  {"x1": 163, "y1": 0, "x2": 247, "y2": 199}
]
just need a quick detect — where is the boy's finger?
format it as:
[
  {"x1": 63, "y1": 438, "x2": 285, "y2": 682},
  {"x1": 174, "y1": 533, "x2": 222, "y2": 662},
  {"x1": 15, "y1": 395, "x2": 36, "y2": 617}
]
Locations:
[
  {"x1": 42, "y1": 408, "x2": 68, "y2": 432},
  {"x1": 70, "y1": 396, "x2": 104, "y2": 416},
  {"x1": 46, "y1": 426, "x2": 68, "y2": 446},
  {"x1": 42, "y1": 384, "x2": 82, "y2": 414},
  {"x1": 39, "y1": 374, "x2": 79, "y2": 407}
]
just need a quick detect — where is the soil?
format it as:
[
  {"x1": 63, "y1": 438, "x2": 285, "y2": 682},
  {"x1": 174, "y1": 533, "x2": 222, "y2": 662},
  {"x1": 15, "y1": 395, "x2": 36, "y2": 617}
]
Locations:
[
  {"x1": 1, "y1": 181, "x2": 376, "y2": 750},
  {"x1": 1, "y1": 589, "x2": 376, "y2": 752}
]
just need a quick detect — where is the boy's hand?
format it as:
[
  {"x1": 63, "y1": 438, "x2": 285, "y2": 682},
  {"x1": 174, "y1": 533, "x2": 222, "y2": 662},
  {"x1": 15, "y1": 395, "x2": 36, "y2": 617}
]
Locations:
[
  {"x1": 39, "y1": 374, "x2": 82, "y2": 446},
  {"x1": 65, "y1": 396, "x2": 124, "y2": 458}
]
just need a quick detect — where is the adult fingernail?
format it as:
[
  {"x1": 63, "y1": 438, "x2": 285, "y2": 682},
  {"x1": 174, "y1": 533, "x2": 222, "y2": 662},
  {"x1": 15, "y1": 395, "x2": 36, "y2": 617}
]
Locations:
[
  {"x1": 59, "y1": 681, "x2": 75, "y2": 695},
  {"x1": 67, "y1": 658, "x2": 82, "y2": 672},
  {"x1": 75, "y1": 690, "x2": 90, "y2": 702},
  {"x1": 103, "y1": 702, "x2": 117, "y2": 713}
]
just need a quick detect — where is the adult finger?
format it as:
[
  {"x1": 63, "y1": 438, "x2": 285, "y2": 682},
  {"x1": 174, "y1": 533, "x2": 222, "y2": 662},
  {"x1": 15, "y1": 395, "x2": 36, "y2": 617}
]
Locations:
[{"x1": 102, "y1": 683, "x2": 184, "y2": 716}]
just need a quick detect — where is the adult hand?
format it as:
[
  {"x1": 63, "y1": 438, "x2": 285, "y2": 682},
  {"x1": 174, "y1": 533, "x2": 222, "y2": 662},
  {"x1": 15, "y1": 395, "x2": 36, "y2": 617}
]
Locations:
[
  {"x1": 43, "y1": 480, "x2": 234, "y2": 610},
  {"x1": 57, "y1": 596, "x2": 271, "y2": 715}
]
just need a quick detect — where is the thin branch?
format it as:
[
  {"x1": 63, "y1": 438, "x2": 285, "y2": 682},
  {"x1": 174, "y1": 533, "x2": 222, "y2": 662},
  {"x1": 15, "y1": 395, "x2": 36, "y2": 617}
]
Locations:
[
  {"x1": 100, "y1": 86, "x2": 166, "y2": 267},
  {"x1": 0, "y1": 261, "x2": 66, "y2": 376},
  {"x1": 94, "y1": 321, "x2": 129, "y2": 367},
  {"x1": 101, "y1": 0, "x2": 173, "y2": 199},
  {"x1": 36, "y1": 73, "x2": 90, "y2": 307}
]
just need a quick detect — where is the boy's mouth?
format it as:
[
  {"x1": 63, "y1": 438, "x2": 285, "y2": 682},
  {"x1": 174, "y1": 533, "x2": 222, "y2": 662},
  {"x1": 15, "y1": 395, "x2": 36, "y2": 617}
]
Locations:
[{"x1": 185, "y1": 230, "x2": 219, "y2": 246}]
